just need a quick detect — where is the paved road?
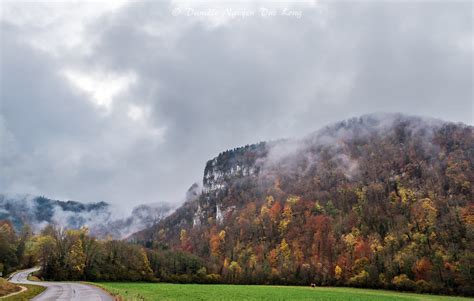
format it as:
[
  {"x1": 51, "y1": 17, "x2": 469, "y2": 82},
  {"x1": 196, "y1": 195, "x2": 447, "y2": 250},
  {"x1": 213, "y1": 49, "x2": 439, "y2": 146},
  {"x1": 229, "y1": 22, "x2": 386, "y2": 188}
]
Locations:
[{"x1": 9, "y1": 267, "x2": 114, "y2": 301}]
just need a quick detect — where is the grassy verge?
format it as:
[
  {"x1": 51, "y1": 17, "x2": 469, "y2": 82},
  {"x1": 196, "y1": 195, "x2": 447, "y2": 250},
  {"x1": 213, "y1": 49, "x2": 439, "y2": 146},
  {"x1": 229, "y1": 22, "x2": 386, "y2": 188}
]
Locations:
[
  {"x1": 27, "y1": 275, "x2": 41, "y2": 282},
  {"x1": 0, "y1": 277, "x2": 22, "y2": 298},
  {"x1": 1, "y1": 284, "x2": 45, "y2": 301},
  {"x1": 92, "y1": 283, "x2": 472, "y2": 301}
]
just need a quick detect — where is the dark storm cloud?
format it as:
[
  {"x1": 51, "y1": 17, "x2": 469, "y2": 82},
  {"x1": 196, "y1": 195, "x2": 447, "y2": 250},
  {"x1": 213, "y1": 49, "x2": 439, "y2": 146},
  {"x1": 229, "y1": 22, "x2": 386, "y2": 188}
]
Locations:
[{"x1": 1, "y1": 1, "x2": 472, "y2": 211}]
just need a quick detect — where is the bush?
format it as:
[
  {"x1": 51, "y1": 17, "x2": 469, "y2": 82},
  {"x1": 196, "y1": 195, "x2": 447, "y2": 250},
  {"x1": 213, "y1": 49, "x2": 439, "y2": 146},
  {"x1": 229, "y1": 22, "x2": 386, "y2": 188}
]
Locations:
[
  {"x1": 168, "y1": 274, "x2": 192, "y2": 283},
  {"x1": 348, "y1": 270, "x2": 370, "y2": 287},
  {"x1": 392, "y1": 274, "x2": 415, "y2": 291},
  {"x1": 415, "y1": 279, "x2": 432, "y2": 293},
  {"x1": 205, "y1": 274, "x2": 221, "y2": 283},
  {"x1": 163, "y1": 272, "x2": 221, "y2": 284}
]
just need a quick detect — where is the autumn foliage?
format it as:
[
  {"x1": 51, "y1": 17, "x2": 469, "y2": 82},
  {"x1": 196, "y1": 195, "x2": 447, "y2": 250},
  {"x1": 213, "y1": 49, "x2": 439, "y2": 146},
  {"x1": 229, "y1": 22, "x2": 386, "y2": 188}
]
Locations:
[{"x1": 136, "y1": 116, "x2": 473, "y2": 296}]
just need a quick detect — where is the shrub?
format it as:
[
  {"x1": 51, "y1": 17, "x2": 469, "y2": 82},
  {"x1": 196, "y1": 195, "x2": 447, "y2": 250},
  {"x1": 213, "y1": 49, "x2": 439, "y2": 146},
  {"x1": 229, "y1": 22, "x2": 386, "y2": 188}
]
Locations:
[
  {"x1": 415, "y1": 279, "x2": 432, "y2": 293},
  {"x1": 205, "y1": 274, "x2": 221, "y2": 283},
  {"x1": 392, "y1": 274, "x2": 415, "y2": 291},
  {"x1": 348, "y1": 270, "x2": 370, "y2": 287}
]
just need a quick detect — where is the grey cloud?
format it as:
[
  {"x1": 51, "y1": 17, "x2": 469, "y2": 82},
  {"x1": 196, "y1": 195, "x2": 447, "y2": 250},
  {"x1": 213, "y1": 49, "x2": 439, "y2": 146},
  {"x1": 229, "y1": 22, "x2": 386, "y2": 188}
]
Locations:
[{"x1": 1, "y1": 1, "x2": 472, "y2": 212}]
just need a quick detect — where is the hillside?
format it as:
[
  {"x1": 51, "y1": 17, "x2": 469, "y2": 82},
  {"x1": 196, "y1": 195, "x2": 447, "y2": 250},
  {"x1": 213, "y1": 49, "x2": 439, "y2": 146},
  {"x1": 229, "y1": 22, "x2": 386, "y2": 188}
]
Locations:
[{"x1": 132, "y1": 113, "x2": 473, "y2": 295}]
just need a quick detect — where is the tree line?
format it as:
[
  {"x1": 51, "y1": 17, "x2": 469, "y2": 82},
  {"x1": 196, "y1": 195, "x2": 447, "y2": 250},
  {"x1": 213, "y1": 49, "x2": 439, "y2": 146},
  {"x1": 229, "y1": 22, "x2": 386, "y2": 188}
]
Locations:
[{"x1": 0, "y1": 222, "x2": 210, "y2": 282}]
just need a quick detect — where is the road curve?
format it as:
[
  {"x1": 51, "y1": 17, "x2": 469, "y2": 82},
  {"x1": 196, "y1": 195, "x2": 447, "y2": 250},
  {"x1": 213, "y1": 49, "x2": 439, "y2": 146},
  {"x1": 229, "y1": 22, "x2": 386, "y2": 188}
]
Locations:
[{"x1": 9, "y1": 267, "x2": 114, "y2": 301}]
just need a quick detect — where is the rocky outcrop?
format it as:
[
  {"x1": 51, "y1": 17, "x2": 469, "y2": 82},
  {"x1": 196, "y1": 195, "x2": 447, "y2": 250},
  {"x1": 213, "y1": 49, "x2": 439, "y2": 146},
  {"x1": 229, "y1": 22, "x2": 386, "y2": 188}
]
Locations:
[{"x1": 195, "y1": 142, "x2": 267, "y2": 225}]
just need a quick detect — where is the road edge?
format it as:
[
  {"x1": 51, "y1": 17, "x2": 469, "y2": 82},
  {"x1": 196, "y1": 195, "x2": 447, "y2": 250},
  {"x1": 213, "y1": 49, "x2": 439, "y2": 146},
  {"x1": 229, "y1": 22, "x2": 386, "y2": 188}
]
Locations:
[{"x1": 81, "y1": 282, "x2": 119, "y2": 301}]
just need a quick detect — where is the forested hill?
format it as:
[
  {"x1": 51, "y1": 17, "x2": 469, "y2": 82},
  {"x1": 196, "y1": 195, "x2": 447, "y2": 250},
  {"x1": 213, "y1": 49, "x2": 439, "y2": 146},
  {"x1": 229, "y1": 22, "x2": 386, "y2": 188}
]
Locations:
[
  {"x1": 0, "y1": 194, "x2": 174, "y2": 239},
  {"x1": 132, "y1": 113, "x2": 473, "y2": 295}
]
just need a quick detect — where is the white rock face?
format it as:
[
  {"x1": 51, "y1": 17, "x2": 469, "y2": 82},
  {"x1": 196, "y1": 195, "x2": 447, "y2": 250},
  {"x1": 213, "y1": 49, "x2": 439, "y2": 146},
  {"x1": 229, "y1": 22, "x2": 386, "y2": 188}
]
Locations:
[
  {"x1": 216, "y1": 204, "x2": 223, "y2": 224},
  {"x1": 198, "y1": 143, "x2": 266, "y2": 226},
  {"x1": 193, "y1": 204, "x2": 203, "y2": 226},
  {"x1": 215, "y1": 204, "x2": 237, "y2": 225},
  {"x1": 203, "y1": 161, "x2": 258, "y2": 193}
]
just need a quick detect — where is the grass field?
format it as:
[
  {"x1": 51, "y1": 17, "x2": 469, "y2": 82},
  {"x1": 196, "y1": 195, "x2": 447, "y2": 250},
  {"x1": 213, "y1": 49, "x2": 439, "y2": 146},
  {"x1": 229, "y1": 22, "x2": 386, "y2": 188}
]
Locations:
[
  {"x1": 94, "y1": 283, "x2": 472, "y2": 301},
  {"x1": 2, "y1": 284, "x2": 45, "y2": 301}
]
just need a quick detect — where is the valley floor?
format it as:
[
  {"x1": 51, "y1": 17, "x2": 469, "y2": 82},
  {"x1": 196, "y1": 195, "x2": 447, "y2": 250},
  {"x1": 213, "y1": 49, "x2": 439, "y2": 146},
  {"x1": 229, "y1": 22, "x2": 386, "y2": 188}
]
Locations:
[{"x1": 93, "y1": 283, "x2": 471, "y2": 301}]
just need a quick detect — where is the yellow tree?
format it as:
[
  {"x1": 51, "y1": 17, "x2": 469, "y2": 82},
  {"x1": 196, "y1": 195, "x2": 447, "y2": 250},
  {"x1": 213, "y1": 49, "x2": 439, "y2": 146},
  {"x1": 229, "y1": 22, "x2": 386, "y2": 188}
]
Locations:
[
  {"x1": 228, "y1": 261, "x2": 242, "y2": 282},
  {"x1": 180, "y1": 229, "x2": 192, "y2": 252},
  {"x1": 335, "y1": 265, "x2": 343, "y2": 280},
  {"x1": 67, "y1": 239, "x2": 86, "y2": 277},
  {"x1": 411, "y1": 198, "x2": 437, "y2": 251},
  {"x1": 279, "y1": 239, "x2": 291, "y2": 270}
]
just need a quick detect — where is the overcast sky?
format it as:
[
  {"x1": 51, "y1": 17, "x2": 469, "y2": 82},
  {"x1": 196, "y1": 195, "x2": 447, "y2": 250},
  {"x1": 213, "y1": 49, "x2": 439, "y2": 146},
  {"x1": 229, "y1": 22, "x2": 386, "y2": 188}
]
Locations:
[{"x1": 1, "y1": 0, "x2": 472, "y2": 211}]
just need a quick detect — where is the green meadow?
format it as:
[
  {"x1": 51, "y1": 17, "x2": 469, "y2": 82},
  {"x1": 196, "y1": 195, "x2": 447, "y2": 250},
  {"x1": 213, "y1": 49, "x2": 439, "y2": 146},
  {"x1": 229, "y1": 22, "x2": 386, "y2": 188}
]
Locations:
[{"x1": 94, "y1": 283, "x2": 472, "y2": 301}]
